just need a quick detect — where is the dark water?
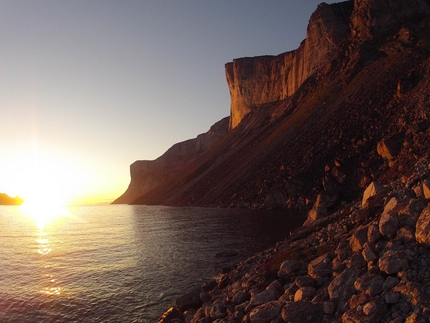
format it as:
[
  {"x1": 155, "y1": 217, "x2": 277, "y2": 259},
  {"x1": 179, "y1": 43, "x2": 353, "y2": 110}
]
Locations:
[{"x1": 0, "y1": 205, "x2": 304, "y2": 322}]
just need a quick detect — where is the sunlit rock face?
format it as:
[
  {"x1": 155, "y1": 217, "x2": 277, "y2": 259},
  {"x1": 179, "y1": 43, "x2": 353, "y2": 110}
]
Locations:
[
  {"x1": 113, "y1": 117, "x2": 229, "y2": 204},
  {"x1": 225, "y1": 2, "x2": 353, "y2": 129}
]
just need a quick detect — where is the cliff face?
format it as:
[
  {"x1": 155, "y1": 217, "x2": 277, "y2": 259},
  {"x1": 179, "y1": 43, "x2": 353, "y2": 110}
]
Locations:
[
  {"x1": 225, "y1": 2, "x2": 353, "y2": 129},
  {"x1": 112, "y1": 117, "x2": 229, "y2": 204},
  {"x1": 117, "y1": 0, "x2": 430, "y2": 210}
]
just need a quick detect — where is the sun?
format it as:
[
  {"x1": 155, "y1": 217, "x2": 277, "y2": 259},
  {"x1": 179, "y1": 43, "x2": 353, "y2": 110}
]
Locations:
[{"x1": 11, "y1": 146, "x2": 86, "y2": 228}]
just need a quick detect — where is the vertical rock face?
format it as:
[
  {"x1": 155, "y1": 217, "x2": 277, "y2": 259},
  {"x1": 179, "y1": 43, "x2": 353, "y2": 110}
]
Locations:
[
  {"x1": 112, "y1": 117, "x2": 229, "y2": 204},
  {"x1": 225, "y1": 2, "x2": 353, "y2": 129}
]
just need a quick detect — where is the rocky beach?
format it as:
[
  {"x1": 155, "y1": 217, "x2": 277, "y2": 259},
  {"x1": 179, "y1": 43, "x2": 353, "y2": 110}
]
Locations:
[{"x1": 158, "y1": 142, "x2": 430, "y2": 322}]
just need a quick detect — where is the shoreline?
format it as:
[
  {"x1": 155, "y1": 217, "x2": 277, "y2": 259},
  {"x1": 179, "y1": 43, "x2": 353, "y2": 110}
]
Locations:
[{"x1": 158, "y1": 154, "x2": 430, "y2": 323}]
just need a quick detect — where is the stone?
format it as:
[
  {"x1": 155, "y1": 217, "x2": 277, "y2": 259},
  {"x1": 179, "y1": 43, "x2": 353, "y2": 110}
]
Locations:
[
  {"x1": 304, "y1": 190, "x2": 338, "y2": 225},
  {"x1": 350, "y1": 226, "x2": 369, "y2": 252},
  {"x1": 328, "y1": 268, "x2": 358, "y2": 301},
  {"x1": 377, "y1": 137, "x2": 401, "y2": 161},
  {"x1": 294, "y1": 287, "x2": 316, "y2": 302},
  {"x1": 362, "y1": 301, "x2": 378, "y2": 316},
  {"x1": 415, "y1": 204, "x2": 430, "y2": 246},
  {"x1": 341, "y1": 300, "x2": 387, "y2": 323},
  {"x1": 210, "y1": 303, "x2": 227, "y2": 319},
  {"x1": 362, "y1": 182, "x2": 385, "y2": 208},
  {"x1": 367, "y1": 224, "x2": 382, "y2": 244},
  {"x1": 354, "y1": 273, "x2": 384, "y2": 296},
  {"x1": 249, "y1": 301, "x2": 283, "y2": 323},
  {"x1": 361, "y1": 242, "x2": 377, "y2": 262},
  {"x1": 308, "y1": 253, "x2": 332, "y2": 278},
  {"x1": 423, "y1": 179, "x2": 430, "y2": 199},
  {"x1": 385, "y1": 292, "x2": 400, "y2": 304},
  {"x1": 247, "y1": 280, "x2": 283, "y2": 310},
  {"x1": 295, "y1": 275, "x2": 316, "y2": 288},
  {"x1": 158, "y1": 307, "x2": 182, "y2": 323},
  {"x1": 378, "y1": 250, "x2": 408, "y2": 275},
  {"x1": 398, "y1": 199, "x2": 428, "y2": 227},
  {"x1": 392, "y1": 279, "x2": 425, "y2": 306},
  {"x1": 175, "y1": 288, "x2": 203, "y2": 311},
  {"x1": 379, "y1": 197, "x2": 401, "y2": 238},
  {"x1": 278, "y1": 260, "x2": 303, "y2": 278},
  {"x1": 281, "y1": 300, "x2": 323, "y2": 323},
  {"x1": 382, "y1": 277, "x2": 400, "y2": 292}
]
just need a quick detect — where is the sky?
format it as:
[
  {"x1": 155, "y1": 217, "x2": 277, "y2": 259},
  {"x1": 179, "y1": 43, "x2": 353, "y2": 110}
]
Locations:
[{"x1": 0, "y1": 0, "x2": 339, "y2": 205}]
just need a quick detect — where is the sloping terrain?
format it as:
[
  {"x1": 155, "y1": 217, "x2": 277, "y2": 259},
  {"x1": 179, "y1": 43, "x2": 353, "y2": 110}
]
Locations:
[{"x1": 130, "y1": 0, "x2": 430, "y2": 211}]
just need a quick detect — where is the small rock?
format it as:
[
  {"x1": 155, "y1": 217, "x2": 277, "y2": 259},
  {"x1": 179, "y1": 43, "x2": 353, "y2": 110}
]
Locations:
[
  {"x1": 379, "y1": 197, "x2": 401, "y2": 238},
  {"x1": 385, "y1": 292, "x2": 400, "y2": 304},
  {"x1": 354, "y1": 273, "x2": 384, "y2": 296},
  {"x1": 378, "y1": 250, "x2": 408, "y2": 275},
  {"x1": 294, "y1": 286, "x2": 316, "y2": 301},
  {"x1": 415, "y1": 204, "x2": 430, "y2": 246},
  {"x1": 363, "y1": 301, "x2": 378, "y2": 316},
  {"x1": 382, "y1": 277, "x2": 400, "y2": 291},
  {"x1": 328, "y1": 268, "x2": 358, "y2": 301},
  {"x1": 350, "y1": 226, "x2": 369, "y2": 252},
  {"x1": 362, "y1": 182, "x2": 385, "y2": 208},
  {"x1": 295, "y1": 275, "x2": 316, "y2": 288},
  {"x1": 367, "y1": 224, "x2": 382, "y2": 244},
  {"x1": 278, "y1": 259, "x2": 302, "y2": 278},
  {"x1": 249, "y1": 301, "x2": 283, "y2": 323},
  {"x1": 281, "y1": 300, "x2": 323, "y2": 323}
]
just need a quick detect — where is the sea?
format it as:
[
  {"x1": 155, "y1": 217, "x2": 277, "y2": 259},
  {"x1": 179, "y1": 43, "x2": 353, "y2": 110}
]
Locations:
[{"x1": 0, "y1": 205, "x2": 304, "y2": 322}]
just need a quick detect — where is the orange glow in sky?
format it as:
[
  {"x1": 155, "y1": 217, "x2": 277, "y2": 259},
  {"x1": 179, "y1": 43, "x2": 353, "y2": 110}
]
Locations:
[{"x1": 0, "y1": 139, "x2": 126, "y2": 205}]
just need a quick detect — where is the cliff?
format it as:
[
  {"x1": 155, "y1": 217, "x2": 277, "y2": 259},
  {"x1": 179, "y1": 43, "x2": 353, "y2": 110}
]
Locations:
[
  {"x1": 117, "y1": 0, "x2": 430, "y2": 212},
  {"x1": 113, "y1": 117, "x2": 229, "y2": 204},
  {"x1": 225, "y1": 2, "x2": 353, "y2": 129}
]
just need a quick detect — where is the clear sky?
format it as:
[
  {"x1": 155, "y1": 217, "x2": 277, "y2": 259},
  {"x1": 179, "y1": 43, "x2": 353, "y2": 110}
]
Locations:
[{"x1": 0, "y1": 0, "x2": 339, "y2": 205}]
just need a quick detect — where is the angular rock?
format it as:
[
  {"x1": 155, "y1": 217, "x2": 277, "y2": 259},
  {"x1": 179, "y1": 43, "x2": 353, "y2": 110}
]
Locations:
[
  {"x1": 294, "y1": 286, "x2": 316, "y2": 302},
  {"x1": 247, "y1": 280, "x2": 283, "y2": 310},
  {"x1": 175, "y1": 288, "x2": 203, "y2": 312},
  {"x1": 304, "y1": 190, "x2": 338, "y2": 225},
  {"x1": 398, "y1": 199, "x2": 428, "y2": 227},
  {"x1": 249, "y1": 301, "x2": 283, "y2": 323},
  {"x1": 423, "y1": 179, "x2": 430, "y2": 199},
  {"x1": 328, "y1": 268, "x2": 358, "y2": 301},
  {"x1": 361, "y1": 242, "x2": 377, "y2": 263},
  {"x1": 281, "y1": 300, "x2": 323, "y2": 323},
  {"x1": 354, "y1": 273, "x2": 384, "y2": 296},
  {"x1": 308, "y1": 253, "x2": 332, "y2": 279},
  {"x1": 362, "y1": 182, "x2": 385, "y2": 208},
  {"x1": 295, "y1": 275, "x2": 316, "y2": 288},
  {"x1": 377, "y1": 137, "x2": 401, "y2": 161},
  {"x1": 157, "y1": 307, "x2": 182, "y2": 323},
  {"x1": 342, "y1": 300, "x2": 387, "y2": 323},
  {"x1": 367, "y1": 224, "x2": 382, "y2": 244},
  {"x1": 379, "y1": 197, "x2": 401, "y2": 238},
  {"x1": 350, "y1": 226, "x2": 369, "y2": 252},
  {"x1": 415, "y1": 204, "x2": 430, "y2": 246},
  {"x1": 378, "y1": 250, "x2": 408, "y2": 275},
  {"x1": 278, "y1": 260, "x2": 303, "y2": 278}
]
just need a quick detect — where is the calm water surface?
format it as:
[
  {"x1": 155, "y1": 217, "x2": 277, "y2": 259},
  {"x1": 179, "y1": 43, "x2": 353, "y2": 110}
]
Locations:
[{"x1": 0, "y1": 205, "x2": 304, "y2": 322}]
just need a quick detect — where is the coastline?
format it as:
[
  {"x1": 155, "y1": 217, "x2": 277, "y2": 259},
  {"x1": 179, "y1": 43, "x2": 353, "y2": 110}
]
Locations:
[{"x1": 158, "y1": 154, "x2": 430, "y2": 323}]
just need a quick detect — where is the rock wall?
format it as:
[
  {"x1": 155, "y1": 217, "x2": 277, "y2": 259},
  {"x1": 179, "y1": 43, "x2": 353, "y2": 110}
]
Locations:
[
  {"x1": 225, "y1": 2, "x2": 353, "y2": 129},
  {"x1": 113, "y1": 117, "x2": 229, "y2": 204}
]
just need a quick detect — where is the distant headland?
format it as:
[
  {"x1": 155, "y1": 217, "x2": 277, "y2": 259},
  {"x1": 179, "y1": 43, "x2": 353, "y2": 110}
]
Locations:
[{"x1": 0, "y1": 192, "x2": 23, "y2": 205}]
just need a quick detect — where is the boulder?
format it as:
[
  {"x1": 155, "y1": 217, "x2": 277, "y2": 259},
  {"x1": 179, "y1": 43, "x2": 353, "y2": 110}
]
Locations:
[
  {"x1": 379, "y1": 197, "x2": 403, "y2": 238},
  {"x1": 416, "y1": 204, "x2": 430, "y2": 246},
  {"x1": 294, "y1": 287, "x2": 316, "y2": 301},
  {"x1": 353, "y1": 273, "x2": 384, "y2": 296},
  {"x1": 308, "y1": 253, "x2": 333, "y2": 278},
  {"x1": 342, "y1": 300, "x2": 387, "y2": 323},
  {"x1": 362, "y1": 182, "x2": 385, "y2": 208},
  {"x1": 247, "y1": 280, "x2": 283, "y2": 310},
  {"x1": 278, "y1": 259, "x2": 303, "y2": 278},
  {"x1": 281, "y1": 300, "x2": 323, "y2": 323},
  {"x1": 350, "y1": 226, "x2": 369, "y2": 252},
  {"x1": 328, "y1": 268, "x2": 359, "y2": 301},
  {"x1": 175, "y1": 288, "x2": 203, "y2": 312},
  {"x1": 304, "y1": 190, "x2": 338, "y2": 225},
  {"x1": 378, "y1": 250, "x2": 408, "y2": 275},
  {"x1": 249, "y1": 301, "x2": 283, "y2": 323}
]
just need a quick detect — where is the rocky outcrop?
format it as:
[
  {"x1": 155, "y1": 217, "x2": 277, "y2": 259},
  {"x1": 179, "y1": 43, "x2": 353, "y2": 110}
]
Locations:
[
  {"x1": 112, "y1": 117, "x2": 229, "y2": 204},
  {"x1": 225, "y1": 2, "x2": 353, "y2": 129}
]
